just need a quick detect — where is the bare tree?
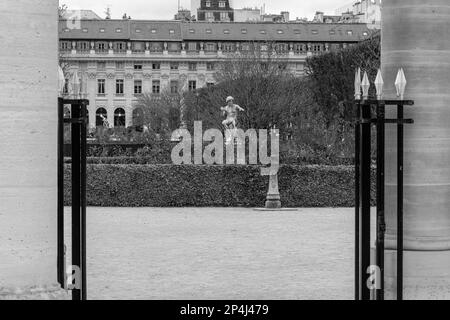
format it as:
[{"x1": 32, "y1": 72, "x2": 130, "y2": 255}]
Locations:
[
  {"x1": 184, "y1": 43, "x2": 313, "y2": 134},
  {"x1": 135, "y1": 90, "x2": 181, "y2": 135}
]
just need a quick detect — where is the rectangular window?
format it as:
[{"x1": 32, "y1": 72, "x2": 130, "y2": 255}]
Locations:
[
  {"x1": 219, "y1": 1, "x2": 226, "y2": 8},
  {"x1": 223, "y1": 43, "x2": 234, "y2": 52},
  {"x1": 78, "y1": 42, "x2": 89, "y2": 51},
  {"x1": 241, "y1": 43, "x2": 250, "y2": 51},
  {"x1": 97, "y1": 79, "x2": 105, "y2": 95},
  {"x1": 188, "y1": 80, "x2": 196, "y2": 92},
  {"x1": 60, "y1": 42, "x2": 70, "y2": 51},
  {"x1": 220, "y1": 12, "x2": 228, "y2": 21},
  {"x1": 206, "y1": 12, "x2": 214, "y2": 20},
  {"x1": 170, "y1": 63, "x2": 179, "y2": 70},
  {"x1": 207, "y1": 82, "x2": 215, "y2": 88},
  {"x1": 206, "y1": 62, "x2": 214, "y2": 71},
  {"x1": 188, "y1": 63, "x2": 197, "y2": 71},
  {"x1": 116, "y1": 62, "x2": 124, "y2": 70},
  {"x1": 133, "y1": 42, "x2": 144, "y2": 52},
  {"x1": 188, "y1": 42, "x2": 197, "y2": 51},
  {"x1": 206, "y1": 1, "x2": 211, "y2": 7},
  {"x1": 134, "y1": 64, "x2": 143, "y2": 70},
  {"x1": 152, "y1": 80, "x2": 160, "y2": 94},
  {"x1": 152, "y1": 63, "x2": 161, "y2": 70},
  {"x1": 150, "y1": 42, "x2": 163, "y2": 53},
  {"x1": 294, "y1": 43, "x2": 306, "y2": 54},
  {"x1": 206, "y1": 43, "x2": 216, "y2": 52},
  {"x1": 134, "y1": 80, "x2": 142, "y2": 94},
  {"x1": 116, "y1": 79, "x2": 124, "y2": 95},
  {"x1": 116, "y1": 42, "x2": 126, "y2": 52},
  {"x1": 97, "y1": 62, "x2": 106, "y2": 70},
  {"x1": 97, "y1": 42, "x2": 107, "y2": 52},
  {"x1": 170, "y1": 80, "x2": 178, "y2": 94},
  {"x1": 168, "y1": 42, "x2": 180, "y2": 52}
]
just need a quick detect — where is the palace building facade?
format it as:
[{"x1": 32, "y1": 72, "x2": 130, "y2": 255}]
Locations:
[{"x1": 59, "y1": 19, "x2": 372, "y2": 129}]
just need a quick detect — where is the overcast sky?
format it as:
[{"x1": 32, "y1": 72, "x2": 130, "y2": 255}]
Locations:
[{"x1": 62, "y1": 0, "x2": 351, "y2": 20}]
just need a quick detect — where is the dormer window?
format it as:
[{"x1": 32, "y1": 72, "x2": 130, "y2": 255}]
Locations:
[
  {"x1": 135, "y1": 29, "x2": 141, "y2": 33},
  {"x1": 329, "y1": 30, "x2": 336, "y2": 35},
  {"x1": 206, "y1": 1, "x2": 211, "y2": 8},
  {"x1": 312, "y1": 30, "x2": 318, "y2": 35},
  {"x1": 169, "y1": 29, "x2": 175, "y2": 34},
  {"x1": 206, "y1": 29, "x2": 212, "y2": 34},
  {"x1": 99, "y1": 28, "x2": 105, "y2": 33},
  {"x1": 219, "y1": 1, "x2": 226, "y2": 8},
  {"x1": 82, "y1": 28, "x2": 88, "y2": 33},
  {"x1": 189, "y1": 29, "x2": 195, "y2": 34},
  {"x1": 277, "y1": 30, "x2": 284, "y2": 34},
  {"x1": 260, "y1": 30, "x2": 266, "y2": 34},
  {"x1": 223, "y1": 29, "x2": 230, "y2": 34},
  {"x1": 347, "y1": 30, "x2": 353, "y2": 35},
  {"x1": 241, "y1": 29, "x2": 247, "y2": 34},
  {"x1": 363, "y1": 31, "x2": 368, "y2": 36},
  {"x1": 63, "y1": 28, "x2": 70, "y2": 32},
  {"x1": 151, "y1": 29, "x2": 157, "y2": 33},
  {"x1": 294, "y1": 29, "x2": 301, "y2": 34},
  {"x1": 116, "y1": 28, "x2": 122, "y2": 33}
]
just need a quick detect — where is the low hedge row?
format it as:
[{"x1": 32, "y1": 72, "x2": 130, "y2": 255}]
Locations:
[{"x1": 64, "y1": 165, "x2": 375, "y2": 207}]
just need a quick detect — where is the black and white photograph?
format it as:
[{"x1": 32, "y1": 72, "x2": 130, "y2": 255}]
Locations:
[{"x1": 1, "y1": 0, "x2": 450, "y2": 308}]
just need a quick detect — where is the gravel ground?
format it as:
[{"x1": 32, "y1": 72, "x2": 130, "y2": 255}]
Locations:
[{"x1": 64, "y1": 207, "x2": 374, "y2": 300}]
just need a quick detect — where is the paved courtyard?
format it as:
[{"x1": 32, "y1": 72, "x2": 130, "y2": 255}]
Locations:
[{"x1": 64, "y1": 207, "x2": 375, "y2": 300}]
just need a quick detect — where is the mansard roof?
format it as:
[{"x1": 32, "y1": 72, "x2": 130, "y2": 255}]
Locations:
[{"x1": 59, "y1": 20, "x2": 373, "y2": 42}]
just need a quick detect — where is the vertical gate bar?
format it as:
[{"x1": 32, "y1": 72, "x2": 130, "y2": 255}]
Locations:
[
  {"x1": 71, "y1": 103, "x2": 81, "y2": 301},
  {"x1": 80, "y1": 101, "x2": 88, "y2": 300},
  {"x1": 397, "y1": 104, "x2": 404, "y2": 300},
  {"x1": 376, "y1": 101, "x2": 385, "y2": 300},
  {"x1": 359, "y1": 101, "x2": 372, "y2": 300},
  {"x1": 57, "y1": 98, "x2": 64, "y2": 288},
  {"x1": 355, "y1": 101, "x2": 361, "y2": 300}
]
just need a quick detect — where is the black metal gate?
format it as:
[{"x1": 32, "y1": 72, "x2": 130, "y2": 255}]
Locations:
[
  {"x1": 57, "y1": 98, "x2": 89, "y2": 300},
  {"x1": 355, "y1": 98, "x2": 414, "y2": 300}
]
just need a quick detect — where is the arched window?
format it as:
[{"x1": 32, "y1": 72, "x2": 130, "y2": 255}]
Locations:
[
  {"x1": 132, "y1": 108, "x2": 144, "y2": 127},
  {"x1": 96, "y1": 108, "x2": 107, "y2": 127},
  {"x1": 114, "y1": 108, "x2": 126, "y2": 127}
]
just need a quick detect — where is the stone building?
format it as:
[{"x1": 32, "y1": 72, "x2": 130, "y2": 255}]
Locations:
[
  {"x1": 234, "y1": 7, "x2": 261, "y2": 22},
  {"x1": 59, "y1": 19, "x2": 372, "y2": 129},
  {"x1": 335, "y1": 0, "x2": 382, "y2": 29},
  {"x1": 196, "y1": 0, "x2": 234, "y2": 22}
]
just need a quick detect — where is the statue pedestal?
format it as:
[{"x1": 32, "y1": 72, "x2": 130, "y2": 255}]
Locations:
[{"x1": 265, "y1": 174, "x2": 281, "y2": 209}]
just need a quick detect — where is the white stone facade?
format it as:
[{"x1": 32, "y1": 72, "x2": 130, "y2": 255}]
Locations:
[{"x1": 60, "y1": 20, "x2": 372, "y2": 129}]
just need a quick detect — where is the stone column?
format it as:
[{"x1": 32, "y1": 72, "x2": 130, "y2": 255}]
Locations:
[
  {"x1": 0, "y1": 0, "x2": 68, "y2": 299},
  {"x1": 382, "y1": 0, "x2": 450, "y2": 299}
]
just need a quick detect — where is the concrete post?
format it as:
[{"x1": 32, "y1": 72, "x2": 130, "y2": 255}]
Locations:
[
  {"x1": 0, "y1": 0, "x2": 68, "y2": 299},
  {"x1": 382, "y1": 0, "x2": 450, "y2": 299}
]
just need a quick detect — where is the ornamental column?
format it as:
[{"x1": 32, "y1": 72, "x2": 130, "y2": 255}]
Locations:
[
  {"x1": 0, "y1": 0, "x2": 67, "y2": 299},
  {"x1": 382, "y1": 0, "x2": 450, "y2": 299}
]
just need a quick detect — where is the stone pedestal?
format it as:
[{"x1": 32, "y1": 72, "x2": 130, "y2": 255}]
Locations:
[
  {"x1": 265, "y1": 174, "x2": 281, "y2": 209},
  {"x1": 382, "y1": 0, "x2": 450, "y2": 299},
  {"x1": 0, "y1": 0, "x2": 68, "y2": 300}
]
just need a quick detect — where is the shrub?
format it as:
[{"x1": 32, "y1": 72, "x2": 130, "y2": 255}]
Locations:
[{"x1": 64, "y1": 164, "x2": 375, "y2": 207}]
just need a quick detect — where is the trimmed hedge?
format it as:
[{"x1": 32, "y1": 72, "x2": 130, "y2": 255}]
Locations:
[{"x1": 64, "y1": 164, "x2": 375, "y2": 207}]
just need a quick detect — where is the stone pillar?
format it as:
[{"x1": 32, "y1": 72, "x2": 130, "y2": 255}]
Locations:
[
  {"x1": 0, "y1": 0, "x2": 68, "y2": 299},
  {"x1": 382, "y1": 0, "x2": 450, "y2": 299}
]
